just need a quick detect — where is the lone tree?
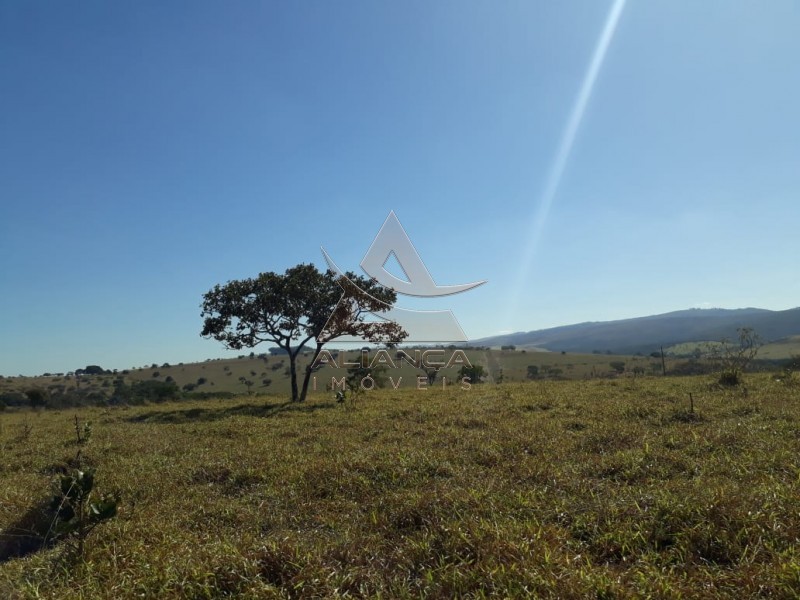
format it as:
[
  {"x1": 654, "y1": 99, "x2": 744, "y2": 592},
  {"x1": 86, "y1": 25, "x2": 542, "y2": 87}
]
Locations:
[
  {"x1": 609, "y1": 360, "x2": 626, "y2": 375},
  {"x1": 458, "y1": 363, "x2": 485, "y2": 384},
  {"x1": 25, "y1": 388, "x2": 48, "y2": 410},
  {"x1": 201, "y1": 263, "x2": 406, "y2": 402},
  {"x1": 710, "y1": 327, "x2": 762, "y2": 386}
]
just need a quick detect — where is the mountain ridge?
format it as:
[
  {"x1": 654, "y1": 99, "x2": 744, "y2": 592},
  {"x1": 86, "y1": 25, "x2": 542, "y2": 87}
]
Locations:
[{"x1": 473, "y1": 307, "x2": 800, "y2": 355}]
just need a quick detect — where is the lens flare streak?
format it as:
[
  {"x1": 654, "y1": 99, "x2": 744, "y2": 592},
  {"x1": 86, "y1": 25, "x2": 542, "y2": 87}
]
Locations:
[{"x1": 507, "y1": 0, "x2": 627, "y2": 326}]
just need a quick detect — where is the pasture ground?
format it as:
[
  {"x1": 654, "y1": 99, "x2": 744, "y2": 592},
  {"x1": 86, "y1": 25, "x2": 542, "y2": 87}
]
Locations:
[{"x1": 1, "y1": 374, "x2": 799, "y2": 598}]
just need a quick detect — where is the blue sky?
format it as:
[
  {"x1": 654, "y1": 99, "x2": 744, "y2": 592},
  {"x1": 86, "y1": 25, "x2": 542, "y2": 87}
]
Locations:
[{"x1": 2, "y1": 1, "x2": 799, "y2": 376}]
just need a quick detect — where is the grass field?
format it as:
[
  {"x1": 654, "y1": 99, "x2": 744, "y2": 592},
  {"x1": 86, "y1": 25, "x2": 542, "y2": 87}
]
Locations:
[
  {"x1": 2, "y1": 374, "x2": 799, "y2": 598},
  {"x1": 0, "y1": 349, "x2": 680, "y2": 404},
  {"x1": 758, "y1": 336, "x2": 800, "y2": 360},
  {"x1": 666, "y1": 337, "x2": 800, "y2": 361}
]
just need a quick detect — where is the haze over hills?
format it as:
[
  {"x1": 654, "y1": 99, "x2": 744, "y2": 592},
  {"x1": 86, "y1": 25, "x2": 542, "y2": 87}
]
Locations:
[{"x1": 473, "y1": 307, "x2": 800, "y2": 355}]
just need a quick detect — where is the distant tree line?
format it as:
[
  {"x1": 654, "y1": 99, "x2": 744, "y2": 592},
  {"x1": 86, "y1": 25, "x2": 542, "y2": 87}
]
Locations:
[
  {"x1": 0, "y1": 378, "x2": 237, "y2": 410},
  {"x1": 75, "y1": 365, "x2": 110, "y2": 376}
]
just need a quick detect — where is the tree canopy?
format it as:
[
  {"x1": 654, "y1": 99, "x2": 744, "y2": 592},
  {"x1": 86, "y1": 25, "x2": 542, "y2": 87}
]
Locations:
[{"x1": 200, "y1": 263, "x2": 406, "y2": 402}]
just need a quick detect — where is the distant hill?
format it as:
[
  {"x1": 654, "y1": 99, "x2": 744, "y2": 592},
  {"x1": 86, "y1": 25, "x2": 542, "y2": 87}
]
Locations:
[{"x1": 473, "y1": 307, "x2": 800, "y2": 355}]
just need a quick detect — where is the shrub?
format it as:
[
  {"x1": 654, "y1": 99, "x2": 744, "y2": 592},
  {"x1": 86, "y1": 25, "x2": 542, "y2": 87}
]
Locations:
[
  {"x1": 458, "y1": 364, "x2": 485, "y2": 383},
  {"x1": 130, "y1": 380, "x2": 180, "y2": 402},
  {"x1": 26, "y1": 388, "x2": 48, "y2": 409},
  {"x1": 710, "y1": 327, "x2": 762, "y2": 386},
  {"x1": 183, "y1": 391, "x2": 235, "y2": 400},
  {"x1": 0, "y1": 391, "x2": 28, "y2": 407}
]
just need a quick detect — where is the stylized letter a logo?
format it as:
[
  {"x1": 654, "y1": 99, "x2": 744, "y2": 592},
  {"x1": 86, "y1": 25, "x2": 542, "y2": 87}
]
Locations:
[{"x1": 320, "y1": 211, "x2": 486, "y2": 342}]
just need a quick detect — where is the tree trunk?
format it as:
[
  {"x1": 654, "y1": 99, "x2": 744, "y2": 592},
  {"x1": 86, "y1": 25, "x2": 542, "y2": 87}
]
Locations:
[
  {"x1": 298, "y1": 343, "x2": 325, "y2": 402},
  {"x1": 288, "y1": 346, "x2": 300, "y2": 402}
]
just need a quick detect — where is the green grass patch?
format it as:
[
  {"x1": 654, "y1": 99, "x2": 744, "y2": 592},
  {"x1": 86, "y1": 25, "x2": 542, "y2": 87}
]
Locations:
[{"x1": 1, "y1": 376, "x2": 799, "y2": 597}]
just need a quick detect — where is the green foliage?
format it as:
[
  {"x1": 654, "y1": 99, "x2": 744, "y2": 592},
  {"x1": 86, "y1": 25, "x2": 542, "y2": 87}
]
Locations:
[
  {"x1": 80, "y1": 365, "x2": 106, "y2": 376},
  {"x1": 128, "y1": 380, "x2": 180, "y2": 403},
  {"x1": 50, "y1": 416, "x2": 118, "y2": 560},
  {"x1": 0, "y1": 416, "x2": 119, "y2": 564},
  {"x1": 200, "y1": 263, "x2": 406, "y2": 402},
  {"x1": 182, "y1": 390, "x2": 236, "y2": 400},
  {"x1": 0, "y1": 391, "x2": 27, "y2": 407},
  {"x1": 424, "y1": 368, "x2": 437, "y2": 385},
  {"x1": 50, "y1": 469, "x2": 119, "y2": 558},
  {"x1": 25, "y1": 388, "x2": 48, "y2": 409},
  {"x1": 458, "y1": 363, "x2": 485, "y2": 383},
  {"x1": 345, "y1": 363, "x2": 388, "y2": 397},
  {"x1": 16, "y1": 384, "x2": 115, "y2": 409},
  {"x1": 74, "y1": 415, "x2": 91, "y2": 445},
  {"x1": 609, "y1": 361, "x2": 626, "y2": 374}
]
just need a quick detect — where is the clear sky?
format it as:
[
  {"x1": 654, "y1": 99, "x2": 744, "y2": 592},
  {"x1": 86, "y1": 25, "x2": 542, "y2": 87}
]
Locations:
[{"x1": 2, "y1": 1, "x2": 799, "y2": 376}]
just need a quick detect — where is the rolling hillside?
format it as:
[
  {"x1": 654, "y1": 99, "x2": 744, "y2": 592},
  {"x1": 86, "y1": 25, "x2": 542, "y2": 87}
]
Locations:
[{"x1": 474, "y1": 307, "x2": 800, "y2": 355}]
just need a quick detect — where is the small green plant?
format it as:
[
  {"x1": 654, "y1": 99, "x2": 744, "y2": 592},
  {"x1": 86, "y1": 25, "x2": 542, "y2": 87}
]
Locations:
[
  {"x1": 346, "y1": 363, "x2": 388, "y2": 397},
  {"x1": 46, "y1": 415, "x2": 118, "y2": 560},
  {"x1": 49, "y1": 469, "x2": 119, "y2": 559},
  {"x1": 74, "y1": 415, "x2": 91, "y2": 445},
  {"x1": 16, "y1": 418, "x2": 33, "y2": 442}
]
